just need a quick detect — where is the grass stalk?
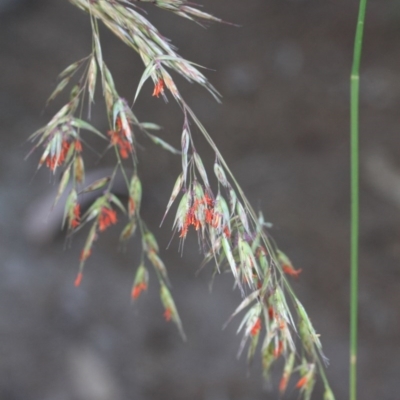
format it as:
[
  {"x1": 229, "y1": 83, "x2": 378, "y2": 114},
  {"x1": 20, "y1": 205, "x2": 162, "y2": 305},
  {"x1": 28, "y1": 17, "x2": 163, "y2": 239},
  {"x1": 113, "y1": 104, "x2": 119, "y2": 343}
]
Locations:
[{"x1": 350, "y1": 1, "x2": 367, "y2": 399}]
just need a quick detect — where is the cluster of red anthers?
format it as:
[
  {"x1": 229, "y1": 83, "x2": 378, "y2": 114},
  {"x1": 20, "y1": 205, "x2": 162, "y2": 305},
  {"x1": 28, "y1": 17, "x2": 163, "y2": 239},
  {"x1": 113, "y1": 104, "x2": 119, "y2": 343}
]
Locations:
[
  {"x1": 131, "y1": 282, "x2": 147, "y2": 299},
  {"x1": 76, "y1": 206, "x2": 117, "y2": 265},
  {"x1": 44, "y1": 139, "x2": 82, "y2": 171},
  {"x1": 282, "y1": 263, "x2": 302, "y2": 278},
  {"x1": 69, "y1": 204, "x2": 117, "y2": 234},
  {"x1": 250, "y1": 308, "x2": 284, "y2": 348},
  {"x1": 70, "y1": 204, "x2": 81, "y2": 229},
  {"x1": 108, "y1": 116, "x2": 133, "y2": 159},
  {"x1": 98, "y1": 206, "x2": 118, "y2": 232},
  {"x1": 179, "y1": 193, "x2": 230, "y2": 238},
  {"x1": 248, "y1": 305, "x2": 311, "y2": 395},
  {"x1": 152, "y1": 78, "x2": 165, "y2": 98},
  {"x1": 250, "y1": 317, "x2": 261, "y2": 336},
  {"x1": 163, "y1": 307, "x2": 172, "y2": 321},
  {"x1": 45, "y1": 140, "x2": 69, "y2": 171}
]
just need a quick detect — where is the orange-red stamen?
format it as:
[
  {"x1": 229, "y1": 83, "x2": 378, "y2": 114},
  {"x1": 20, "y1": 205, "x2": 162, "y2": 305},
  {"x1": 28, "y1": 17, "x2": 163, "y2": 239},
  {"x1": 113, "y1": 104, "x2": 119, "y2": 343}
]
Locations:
[
  {"x1": 131, "y1": 282, "x2": 147, "y2": 299},
  {"x1": 45, "y1": 140, "x2": 70, "y2": 171},
  {"x1": 108, "y1": 130, "x2": 132, "y2": 159},
  {"x1": 204, "y1": 194, "x2": 214, "y2": 208},
  {"x1": 205, "y1": 208, "x2": 214, "y2": 224},
  {"x1": 71, "y1": 203, "x2": 81, "y2": 229},
  {"x1": 75, "y1": 140, "x2": 82, "y2": 152},
  {"x1": 296, "y1": 375, "x2": 309, "y2": 389},
  {"x1": 74, "y1": 272, "x2": 83, "y2": 287},
  {"x1": 98, "y1": 207, "x2": 117, "y2": 232},
  {"x1": 164, "y1": 307, "x2": 172, "y2": 321},
  {"x1": 283, "y1": 264, "x2": 302, "y2": 278},
  {"x1": 116, "y1": 115, "x2": 123, "y2": 131},
  {"x1": 152, "y1": 78, "x2": 165, "y2": 97},
  {"x1": 250, "y1": 317, "x2": 261, "y2": 336},
  {"x1": 128, "y1": 197, "x2": 135, "y2": 217}
]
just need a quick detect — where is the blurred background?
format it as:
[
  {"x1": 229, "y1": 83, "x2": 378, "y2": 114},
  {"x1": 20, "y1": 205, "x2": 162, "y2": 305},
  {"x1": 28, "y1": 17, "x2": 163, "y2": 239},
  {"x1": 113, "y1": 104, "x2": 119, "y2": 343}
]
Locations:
[{"x1": 1, "y1": 0, "x2": 400, "y2": 399}]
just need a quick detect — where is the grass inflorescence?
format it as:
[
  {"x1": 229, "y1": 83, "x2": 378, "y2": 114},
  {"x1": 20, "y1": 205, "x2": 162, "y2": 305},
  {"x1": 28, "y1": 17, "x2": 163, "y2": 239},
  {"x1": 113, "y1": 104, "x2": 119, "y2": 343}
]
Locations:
[{"x1": 29, "y1": 1, "x2": 335, "y2": 398}]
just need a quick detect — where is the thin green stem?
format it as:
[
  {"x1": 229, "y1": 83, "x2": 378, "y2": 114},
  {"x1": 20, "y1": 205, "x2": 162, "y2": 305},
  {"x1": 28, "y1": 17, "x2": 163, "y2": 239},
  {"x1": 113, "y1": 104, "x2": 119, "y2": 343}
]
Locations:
[{"x1": 350, "y1": 1, "x2": 367, "y2": 400}]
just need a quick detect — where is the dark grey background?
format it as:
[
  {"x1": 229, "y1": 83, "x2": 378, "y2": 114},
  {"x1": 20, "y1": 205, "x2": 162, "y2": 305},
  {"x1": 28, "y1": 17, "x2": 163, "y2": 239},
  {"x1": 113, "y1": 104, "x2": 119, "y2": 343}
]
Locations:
[{"x1": 1, "y1": 0, "x2": 400, "y2": 399}]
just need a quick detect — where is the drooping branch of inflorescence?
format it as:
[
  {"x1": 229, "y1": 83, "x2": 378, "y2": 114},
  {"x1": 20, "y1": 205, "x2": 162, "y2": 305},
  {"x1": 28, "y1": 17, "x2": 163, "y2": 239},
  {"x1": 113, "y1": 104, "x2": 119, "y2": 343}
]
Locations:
[{"x1": 28, "y1": 1, "x2": 335, "y2": 398}]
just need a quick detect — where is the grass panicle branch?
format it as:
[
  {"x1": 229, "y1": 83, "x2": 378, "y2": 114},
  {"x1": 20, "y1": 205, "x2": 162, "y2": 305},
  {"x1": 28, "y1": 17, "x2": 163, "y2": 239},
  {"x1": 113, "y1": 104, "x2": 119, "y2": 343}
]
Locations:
[{"x1": 29, "y1": 1, "x2": 335, "y2": 398}]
